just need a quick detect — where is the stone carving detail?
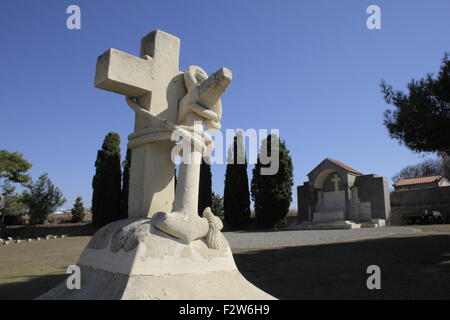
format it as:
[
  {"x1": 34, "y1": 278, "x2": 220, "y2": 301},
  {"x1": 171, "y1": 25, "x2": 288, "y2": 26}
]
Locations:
[
  {"x1": 38, "y1": 31, "x2": 275, "y2": 300},
  {"x1": 87, "y1": 219, "x2": 149, "y2": 252},
  {"x1": 125, "y1": 65, "x2": 231, "y2": 249}
]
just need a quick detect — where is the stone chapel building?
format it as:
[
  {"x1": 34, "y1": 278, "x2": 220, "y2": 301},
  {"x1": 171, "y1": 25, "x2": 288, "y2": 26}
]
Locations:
[{"x1": 297, "y1": 158, "x2": 390, "y2": 229}]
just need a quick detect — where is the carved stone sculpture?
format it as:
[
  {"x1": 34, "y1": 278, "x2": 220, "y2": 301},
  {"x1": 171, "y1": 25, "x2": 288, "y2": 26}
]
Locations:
[{"x1": 37, "y1": 30, "x2": 275, "y2": 300}]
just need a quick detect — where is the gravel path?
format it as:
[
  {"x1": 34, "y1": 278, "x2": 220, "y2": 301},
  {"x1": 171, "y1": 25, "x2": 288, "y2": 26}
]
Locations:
[{"x1": 223, "y1": 227, "x2": 422, "y2": 249}]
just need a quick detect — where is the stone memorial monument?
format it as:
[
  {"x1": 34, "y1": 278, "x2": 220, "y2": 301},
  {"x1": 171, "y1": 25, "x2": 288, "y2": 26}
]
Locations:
[
  {"x1": 297, "y1": 158, "x2": 390, "y2": 229},
  {"x1": 38, "y1": 30, "x2": 274, "y2": 300}
]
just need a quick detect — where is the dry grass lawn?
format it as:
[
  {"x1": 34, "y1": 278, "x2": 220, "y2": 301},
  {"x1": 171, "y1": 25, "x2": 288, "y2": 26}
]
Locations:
[{"x1": 1, "y1": 226, "x2": 450, "y2": 299}]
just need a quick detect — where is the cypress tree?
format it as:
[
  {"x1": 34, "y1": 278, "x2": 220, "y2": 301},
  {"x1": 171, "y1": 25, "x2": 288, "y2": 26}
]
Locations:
[
  {"x1": 211, "y1": 192, "x2": 224, "y2": 216},
  {"x1": 251, "y1": 134, "x2": 293, "y2": 228},
  {"x1": 92, "y1": 132, "x2": 122, "y2": 227},
  {"x1": 71, "y1": 196, "x2": 85, "y2": 223},
  {"x1": 198, "y1": 157, "x2": 212, "y2": 217},
  {"x1": 120, "y1": 149, "x2": 131, "y2": 219},
  {"x1": 224, "y1": 133, "x2": 250, "y2": 228}
]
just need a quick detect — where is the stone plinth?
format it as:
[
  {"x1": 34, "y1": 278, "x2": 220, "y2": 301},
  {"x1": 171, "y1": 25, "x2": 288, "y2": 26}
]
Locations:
[
  {"x1": 361, "y1": 219, "x2": 386, "y2": 228},
  {"x1": 37, "y1": 219, "x2": 275, "y2": 300},
  {"x1": 293, "y1": 220, "x2": 362, "y2": 230},
  {"x1": 313, "y1": 210, "x2": 345, "y2": 223}
]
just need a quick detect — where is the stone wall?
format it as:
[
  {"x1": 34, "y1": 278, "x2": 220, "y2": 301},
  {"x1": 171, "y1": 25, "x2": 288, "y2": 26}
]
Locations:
[
  {"x1": 5, "y1": 223, "x2": 97, "y2": 239},
  {"x1": 297, "y1": 183, "x2": 313, "y2": 222},
  {"x1": 390, "y1": 186, "x2": 450, "y2": 225},
  {"x1": 353, "y1": 175, "x2": 391, "y2": 220}
]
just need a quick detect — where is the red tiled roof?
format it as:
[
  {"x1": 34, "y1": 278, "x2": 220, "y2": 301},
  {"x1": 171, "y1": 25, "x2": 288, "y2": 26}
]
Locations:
[
  {"x1": 326, "y1": 158, "x2": 362, "y2": 175},
  {"x1": 394, "y1": 175, "x2": 444, "y2": 187}
]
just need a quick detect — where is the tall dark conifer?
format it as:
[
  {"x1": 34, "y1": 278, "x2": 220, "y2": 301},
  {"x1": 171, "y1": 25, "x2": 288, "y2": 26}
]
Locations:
[
  {"x1": 224, "y1": 133, "x2": 250, "y2": 228},
  {"x1": 198, "y1": 158, "x2": 212, "y2": 216},
  {"x1": 251, "y1": 134, "x2": 293, "y2": 228},
  {"x1": 71, "y1": 196, "x2": 85, "y2": 223},
  {"x1": 120, "y1": 149, "x2": 131, "y2": 219},
  {"x1": 92, "y1": 132, "x2": 122, "y2": 227}
]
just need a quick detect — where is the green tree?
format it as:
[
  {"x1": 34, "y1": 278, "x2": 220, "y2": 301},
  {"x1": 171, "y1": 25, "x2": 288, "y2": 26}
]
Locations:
[
  {"x1": 120, "y1": 149, "x2": 131, "y2": 219},
  {"x1": 0, "y1": 182, "x2": 28, "y2": 226},
  {"x1": 0, "y1": 150, "x2": 32, "y2": 235},
  {"x1": 224, "y1": 133, "x2": 250, "y2": 228},
  {"x1": 22, "y1": 173, "x2": 66, "y2": 225},
  {"x1": 1, "y1": 182, "x2": 27, "y2": 216},
  {"x1": 381, "y1": 53, "x2": 450, "y2": 154},
  {"x1": 198, "y1": 158, "x2": 212, "y2": 216},
  {"x1": 211, "y1": 192, "x2": 224, "y2": 216},
  {"x1": 71, "y1": 196, "x2": 85, "y2": 223},
  {"x1": 0, "y1": 150, "x2": 32, "y2": 184},
  {"x1": 91, "y1": 132, "x2": 122, "y2": 227},
  {"x1": 251, "y1": 134, "x2": 293, "y2": 228}
]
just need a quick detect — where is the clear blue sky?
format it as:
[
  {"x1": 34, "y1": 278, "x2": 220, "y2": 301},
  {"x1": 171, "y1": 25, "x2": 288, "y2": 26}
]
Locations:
[{"x1": 1, "y1": 0, "x2": 449, "y2": 210}]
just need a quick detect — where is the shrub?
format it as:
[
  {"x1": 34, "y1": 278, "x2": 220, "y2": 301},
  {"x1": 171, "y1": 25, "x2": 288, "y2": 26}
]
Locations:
[{"x1": 71, "y1": 196, "x2": 85, "y2": 223}]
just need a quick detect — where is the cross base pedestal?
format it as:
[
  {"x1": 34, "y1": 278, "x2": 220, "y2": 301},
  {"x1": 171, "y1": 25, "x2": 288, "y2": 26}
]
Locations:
[{"x1": 37, "y1": 219, "x2": 275, "y2": 300}]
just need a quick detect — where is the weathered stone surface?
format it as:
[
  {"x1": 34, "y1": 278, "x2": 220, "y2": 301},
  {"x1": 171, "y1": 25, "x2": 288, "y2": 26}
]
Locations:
[
  {"x1": 95, "y1": 30, "x2": 185, "y2": 219},
  {"x1": 95, "y1": 49, "x2": 154, "y2": 97},
  {"x1": 38, "y1": 219, "x2": 274, "y2": 300},
  {"x1": 151, "y1": 65, "x2": 229, "y2": 247},
  {"x1": 313, "y1": 210, "x2": 345, "y2": 223}
]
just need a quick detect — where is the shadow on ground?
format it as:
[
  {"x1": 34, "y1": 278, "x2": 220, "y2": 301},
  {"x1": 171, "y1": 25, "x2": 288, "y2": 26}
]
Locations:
[
  {"x1": 1, "y1": 234, "x2": 450, "y2": 299},
  {"x1": 0, "y1": 274, "x2": 66, "y2": 300},
  {"x1": 234, "y1": 235, "x2": 450, "y2": 299}
]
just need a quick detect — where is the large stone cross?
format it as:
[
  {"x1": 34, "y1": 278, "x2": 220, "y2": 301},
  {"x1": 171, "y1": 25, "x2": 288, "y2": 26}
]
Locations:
[
  {"x1": 94, "y1": 30, "x2": 186, "y2": 218},
  {"x1": 331, "y1": 174, "x2": 341, "y2": 192}
]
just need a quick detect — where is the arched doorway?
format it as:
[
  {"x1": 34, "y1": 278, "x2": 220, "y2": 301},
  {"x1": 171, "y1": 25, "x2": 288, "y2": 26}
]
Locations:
[{"x1": 313, "y1": 170, "x2": 346, "y2": 222}]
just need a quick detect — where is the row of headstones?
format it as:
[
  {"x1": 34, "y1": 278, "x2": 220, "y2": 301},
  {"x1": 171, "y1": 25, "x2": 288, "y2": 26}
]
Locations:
[{"x1": 1, "y1": 235, "x2": 67, "y2": 245}]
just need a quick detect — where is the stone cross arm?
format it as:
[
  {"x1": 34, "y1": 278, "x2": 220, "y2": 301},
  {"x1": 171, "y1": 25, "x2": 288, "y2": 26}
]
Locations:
[
  {"x1": 95, "y1": 48, "x2": 153, "y2": 97},
  {"x1": 94, "y1": 30, "x2": 185, "y2": 127},
  {"x1": 93, "y1": 30, "x2": 185, "y2": 219}
]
